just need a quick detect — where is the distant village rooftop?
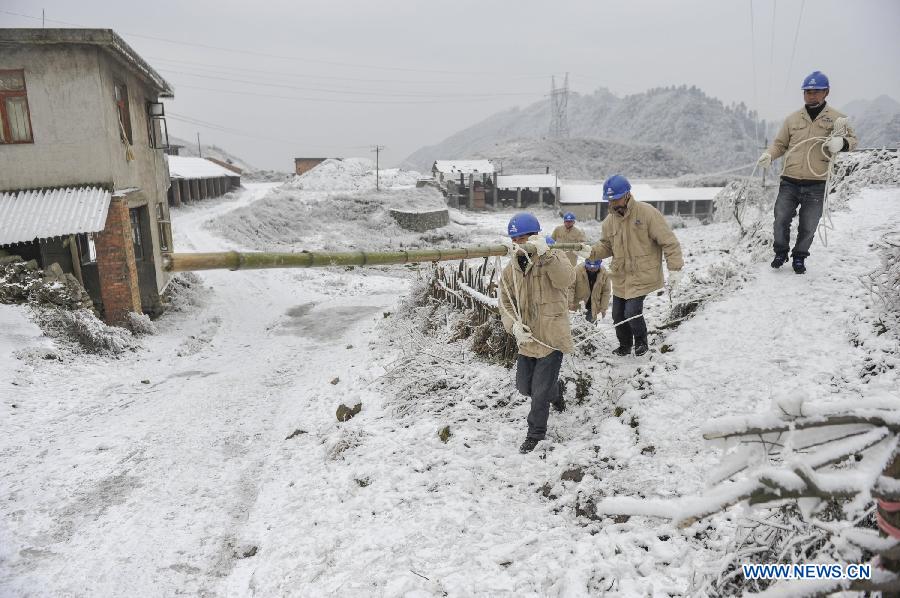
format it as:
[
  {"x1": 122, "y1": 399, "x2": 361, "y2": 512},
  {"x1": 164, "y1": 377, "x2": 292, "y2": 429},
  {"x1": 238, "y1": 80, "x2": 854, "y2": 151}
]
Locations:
[
  {"x1": 0, "y1": 28, "x2": 173, "y2": 97},
  {"x1": 433, "y1": 160, "x2": 495, "y2": 175}
]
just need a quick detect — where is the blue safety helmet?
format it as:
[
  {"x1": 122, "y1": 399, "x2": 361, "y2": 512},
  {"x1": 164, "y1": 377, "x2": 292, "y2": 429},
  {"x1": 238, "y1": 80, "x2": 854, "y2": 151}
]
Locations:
[
  {"x1": 563, "y1": 212, "x2": 576, "y2": 222},
  {"x1": 602, "y1": 174, "x2": 631, "y2": 201},
  {"x1": 507, "y1": 212, "x2": 541, "y2": 237},
  {"x1": 801, "y1": 71, "x2": 830, "y2": 90},
  {"x1": 584, "y1": 259, "x2": 602, "y2": 270}
]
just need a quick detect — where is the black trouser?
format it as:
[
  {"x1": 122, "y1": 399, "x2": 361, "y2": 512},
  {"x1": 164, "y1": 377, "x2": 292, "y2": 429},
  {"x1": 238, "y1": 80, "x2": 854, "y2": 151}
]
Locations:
[
  {"x1": 773, "y1": 179, "x2": 826, "y2": 259},
  {"x1": 612, "y1": 295, "x2": 647, "y2": 348},
  {"x1": 516, "y1": 350, "x2": 563, "y2": 441}
]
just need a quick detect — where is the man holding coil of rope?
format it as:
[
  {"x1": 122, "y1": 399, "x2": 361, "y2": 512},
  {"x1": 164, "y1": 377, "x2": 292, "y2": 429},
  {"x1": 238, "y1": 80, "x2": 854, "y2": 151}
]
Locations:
[
  {"x1": 757, "y1": 70, "x2": 857, "y2": 274},
  {"x1": 499, "y1": 212, "x2": 575, "y2": 454}
]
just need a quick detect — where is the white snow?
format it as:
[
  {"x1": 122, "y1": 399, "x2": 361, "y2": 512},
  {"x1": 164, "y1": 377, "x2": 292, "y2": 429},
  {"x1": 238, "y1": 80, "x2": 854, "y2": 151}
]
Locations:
[
  {"x1": 1, "y1": 177, "x2": 898, "y2": 596},
  {"x1": 166, "y1": 155, "x2": 238, "y2": 179}
]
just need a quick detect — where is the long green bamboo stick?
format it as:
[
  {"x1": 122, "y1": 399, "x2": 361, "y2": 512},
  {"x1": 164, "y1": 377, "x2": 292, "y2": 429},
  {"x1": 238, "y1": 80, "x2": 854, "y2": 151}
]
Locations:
[{"x1": 163, "y1": 243, "x2": 587, "y2": 272}]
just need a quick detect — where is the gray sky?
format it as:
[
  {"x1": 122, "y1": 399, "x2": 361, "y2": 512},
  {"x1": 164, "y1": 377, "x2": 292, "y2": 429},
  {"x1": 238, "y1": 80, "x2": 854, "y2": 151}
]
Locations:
[{"x1": 2, "y1": 0, "x2": 898, "y2": 170}]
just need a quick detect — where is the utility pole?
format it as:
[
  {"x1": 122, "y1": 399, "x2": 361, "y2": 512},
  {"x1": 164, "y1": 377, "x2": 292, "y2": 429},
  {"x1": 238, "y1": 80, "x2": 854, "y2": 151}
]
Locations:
[
  {"x1": 42, "y1": 9, "x2": 45, "y2": 28},
  {"x1": 371, "y1": 145, "x2": 385, "y2": 191},
  {"x1": 761, "y1": 136, "x2": 768, "y2": 188},
  {"x1": 197, "y1": 133, "x2": 202, "y2": 158}
]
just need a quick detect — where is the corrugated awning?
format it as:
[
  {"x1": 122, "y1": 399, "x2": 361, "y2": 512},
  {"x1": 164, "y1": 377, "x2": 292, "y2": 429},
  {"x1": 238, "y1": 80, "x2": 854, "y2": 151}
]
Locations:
[
  {"x1": 166, "y1": 156, "x2": 239, "y2": 179},
  {"x1": 0, "y1": 186, "x2": 111, "y2": 246}
]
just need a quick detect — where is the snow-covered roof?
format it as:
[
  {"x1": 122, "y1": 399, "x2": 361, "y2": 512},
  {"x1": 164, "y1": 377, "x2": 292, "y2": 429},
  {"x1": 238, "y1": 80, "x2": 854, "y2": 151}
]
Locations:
[
  {"x1": 166, "y1": 156, "x2": 239, "y2": 179},
  {"x1": 655, "y1": 187, "x2": 723, "y2": 202},
  {"x1": 496, "y1": 174, "x2": 558, "y2": 190},
  {"x1": 0, "y1": 186, "x2": 111, "y2": 245},
  {"x1": 433, "y1": 160, "x2": 495, "y2": 175},
  {"x1": 559, "y1": 184, "x2": 603, "y2": 204}
]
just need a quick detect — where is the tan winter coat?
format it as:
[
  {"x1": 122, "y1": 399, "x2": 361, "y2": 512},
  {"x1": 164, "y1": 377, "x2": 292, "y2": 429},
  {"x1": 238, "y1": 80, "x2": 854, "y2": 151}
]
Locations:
[
  {"x1": 499, "y1": 248, "x2": 576, "y2": 358},
  {"x1": 768, "y1": 104, "x2": 858, "y2": 181},
  {"x1": 590, "y1": 200, "x2": 683, "y2": 300},
  {"x1": 551, "y1": 224, "x2": 587, "y2": 266},
  {"x1": 572, "y1": 264, "x2": 611, "y2": 318}
]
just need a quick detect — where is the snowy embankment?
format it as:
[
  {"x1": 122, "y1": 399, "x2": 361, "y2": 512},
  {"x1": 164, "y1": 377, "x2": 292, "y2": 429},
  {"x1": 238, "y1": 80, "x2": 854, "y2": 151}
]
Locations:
[{"x1": 1, "y1": 166, "x2": 897, "y2": 595}]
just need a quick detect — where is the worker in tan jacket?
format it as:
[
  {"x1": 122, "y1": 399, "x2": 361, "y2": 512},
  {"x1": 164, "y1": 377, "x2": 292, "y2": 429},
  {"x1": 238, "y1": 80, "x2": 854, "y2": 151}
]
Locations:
[
  {"x1": 581, "y1": 175, "x2": 683, "y2": 357},
  {"x1": 499, "y1": 212, "x2": 575, "y2": 454},
  {"x1": 551, "y1": 212, "x2": 587, "y2": 266},
  {"x1": 758, "y1": 70, "x2": 858, "y2": 274},
  {"x1": 572, "y1": 258, "x2": 611, "y2": 322}
]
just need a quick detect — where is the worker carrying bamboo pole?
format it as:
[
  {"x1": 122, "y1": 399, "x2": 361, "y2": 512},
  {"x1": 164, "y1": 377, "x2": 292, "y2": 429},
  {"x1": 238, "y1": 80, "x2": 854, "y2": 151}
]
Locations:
[{"x1": 498, "y1": 212, "x2": 575, "y2": 454}]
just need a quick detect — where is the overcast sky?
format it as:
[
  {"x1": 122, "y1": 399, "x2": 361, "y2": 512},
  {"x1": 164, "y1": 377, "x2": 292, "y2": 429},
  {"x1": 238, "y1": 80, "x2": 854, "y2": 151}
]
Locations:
[{"x1": 2, "y1": 0, "x2": 898, "y2": 171}]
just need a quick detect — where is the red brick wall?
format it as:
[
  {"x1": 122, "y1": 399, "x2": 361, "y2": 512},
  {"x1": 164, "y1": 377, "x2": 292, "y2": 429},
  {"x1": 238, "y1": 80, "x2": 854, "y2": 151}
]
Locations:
[
  {"x1": 294, "y1": 158, "x2": 328, "y2": 175},
  {"x1": 95, "y1": 197, "x2": 141, "y2": 325}
]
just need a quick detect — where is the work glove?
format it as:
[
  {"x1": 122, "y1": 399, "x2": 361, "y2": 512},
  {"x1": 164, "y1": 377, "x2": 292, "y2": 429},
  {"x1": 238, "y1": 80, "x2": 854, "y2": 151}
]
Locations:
[
  {"x1": 757, "y1": 152, "x2": 772, "y2": 169},
  {"x1": 825, "y1": 136, "x2": 844, "y2": 154},
  {"x1": 527, "y1": 235, "x2": 549, "y2": 257},
  {"x1": 576, "y1": 243, "x2": 593, "y2": 260},
  {"x1": 668, "y1": 270, "x2": 683, "y2": 290},
  {"x1": 512, "y1": 321, "x2": 533, "y2": 345}
]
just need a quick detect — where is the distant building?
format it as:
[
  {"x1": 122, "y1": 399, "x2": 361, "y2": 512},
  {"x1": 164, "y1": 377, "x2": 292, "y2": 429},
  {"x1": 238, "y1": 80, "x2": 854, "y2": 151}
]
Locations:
[
  {"x1": 0, "y1": 28, "x2": 175, "y2": 322},
  {"x1": 431, "y1": 160, "x2": 496, "y2": 209},
  {"x1": 494, "y1": 173, "x2": 559, "y2": 209},
  {"x1": 166, "y1": 156, "x2": 241, "y2": 206},
  {"x1": 294, "y1": 157, "x2": 335, "y2": 176},
  {"x1": 558, "y1": 184, "x2": 722, "y2": 222}
]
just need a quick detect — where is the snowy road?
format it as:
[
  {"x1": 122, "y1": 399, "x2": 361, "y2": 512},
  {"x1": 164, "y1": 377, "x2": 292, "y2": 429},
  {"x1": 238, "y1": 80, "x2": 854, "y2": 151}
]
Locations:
[
  {"x1": 1, "y1": 184, "x2": 410, "y2": 596},
  {"x1": 1, "y1": 184, "x2": 898, "y2": 596}
]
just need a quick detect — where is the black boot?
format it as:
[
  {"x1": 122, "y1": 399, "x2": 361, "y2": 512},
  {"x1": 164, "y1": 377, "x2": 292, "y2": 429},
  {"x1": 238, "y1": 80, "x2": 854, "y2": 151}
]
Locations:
[
  {"x1": 612, "y1": 345, "x2": 632, "y2": 357},
  {"x1": 792, "y1": 256, "x2": 806, "y2": 274},
  {"x1": 519, "y1": 438, "x2": 540, "y2": 453},
  {"x1": 771, "y1": 252, "x2": 788, "y2": 268},
  {"x1": 634, "y1": 336, "x2": 649, "y2": 356}
]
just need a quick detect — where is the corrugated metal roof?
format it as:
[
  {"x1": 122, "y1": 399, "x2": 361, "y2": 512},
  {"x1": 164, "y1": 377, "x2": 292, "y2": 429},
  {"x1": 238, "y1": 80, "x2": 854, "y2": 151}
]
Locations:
[
  {"x1": 0, "y1": 186, "x2": 111, "y2": 246},
  {"x1": 496, "y1": 174, "x2": 558, "y2": 190},
  {"x1": 166, "y1": 156, "x2": 238, "y2": 179},
  {"x1": 433, "y1": 160, "x2": 495, "y2": 175}
]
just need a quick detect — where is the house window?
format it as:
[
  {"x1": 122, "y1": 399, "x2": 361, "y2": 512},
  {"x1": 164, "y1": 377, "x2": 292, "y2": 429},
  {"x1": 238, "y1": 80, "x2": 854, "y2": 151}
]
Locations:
[
  {"x1": 0, "y1": 69, "x2": 34, "y2": 144},
  {"x1": 155, "y1": 202, "x2": 171, "y2": 252},
  {"x1": 147, "y1": 101, "x2": 168, "y2": 149},
  {"x1": 115, "y1": 82, "x2": 132, "y2": 144},
  {"x1": 76, "y1": 233, "x2": 97, "y2": 265},
  {"x1": 129, "y1": 208, "x2": 144, "y2": 260}
]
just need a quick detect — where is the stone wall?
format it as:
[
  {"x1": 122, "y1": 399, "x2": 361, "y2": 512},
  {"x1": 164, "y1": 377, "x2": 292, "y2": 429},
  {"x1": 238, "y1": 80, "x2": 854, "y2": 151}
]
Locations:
[{"x1": 389, "y1": 209, "x2": 449, "y2": 232}]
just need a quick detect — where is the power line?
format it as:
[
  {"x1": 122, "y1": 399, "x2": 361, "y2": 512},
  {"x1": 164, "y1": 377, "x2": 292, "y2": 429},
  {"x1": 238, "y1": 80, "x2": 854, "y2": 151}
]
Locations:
[
  {"x1": 146, "y1": 55, "x2": 549, "y2": 86},
  {"x1": 783, "y1": 0, "x2": 805, "y2": 92},
  {"x1": 169, "y1": 82, "x2": 542, "y2": 105},
  {"x1": 749, "y1": 0, "x2": 761, "y2": 146},
  {"x1": 157, "y1": 68, "x2": 540, "y2": 99},
  {"x1": 766, "y1": 0, "x2": 778, "y2": 105},
  {"x1": 0, "y1": 9, "x2": 547, "y2": 78}
]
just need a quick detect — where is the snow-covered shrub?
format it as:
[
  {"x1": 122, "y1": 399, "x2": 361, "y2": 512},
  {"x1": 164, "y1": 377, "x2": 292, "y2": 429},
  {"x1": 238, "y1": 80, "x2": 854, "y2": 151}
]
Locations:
[
  {"x1": 829, "y1": 149, "x2": 900, "y2": 209},
  {"x1": 126, "y1": 312, "x2": 158, "y2": 336},
  {"x1": 33, "y1": 307, "x2": 139, "y2": 356},
  {"x1": 163, "y1": 272, "x2": 209, "y2": 312}
]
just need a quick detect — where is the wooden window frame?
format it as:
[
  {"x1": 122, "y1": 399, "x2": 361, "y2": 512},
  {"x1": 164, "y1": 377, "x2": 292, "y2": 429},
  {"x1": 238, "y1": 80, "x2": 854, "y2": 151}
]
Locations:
[
  {"x1": 115, "y1": 82, "x2": 133, "y2": 145},
  {"x1": 0, "y1": 69, "x2": 35, "y2": 144},
  {"x1": 155, "y1": 202, "x2": 171, "y2": 252}
]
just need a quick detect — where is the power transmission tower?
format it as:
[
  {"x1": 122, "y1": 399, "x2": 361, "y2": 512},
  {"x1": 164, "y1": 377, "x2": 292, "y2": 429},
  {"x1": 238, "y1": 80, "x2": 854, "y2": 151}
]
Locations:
[
  {"x1": 549, "y1": 73, "x2": 570, "y2": 139},
  {"x1": 371, "y1": 145, "x2": 385, "y2": 190}
]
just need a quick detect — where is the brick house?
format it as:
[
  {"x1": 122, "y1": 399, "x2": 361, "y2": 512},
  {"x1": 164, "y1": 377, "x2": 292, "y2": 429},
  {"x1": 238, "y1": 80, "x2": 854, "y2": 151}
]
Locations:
[{"x1": 0, "y1": 29, "x2": 174, "y2": 324}]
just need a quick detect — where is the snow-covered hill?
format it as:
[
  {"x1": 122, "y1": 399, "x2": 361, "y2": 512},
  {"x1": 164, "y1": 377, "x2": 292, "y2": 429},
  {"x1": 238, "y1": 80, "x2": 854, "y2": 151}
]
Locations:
[
  {"x1": 474, "y1": 137, "x2": 693, "y2": 179},
  {"x1": 403, "y1": 86, "x2": 770, "y2": 174}
]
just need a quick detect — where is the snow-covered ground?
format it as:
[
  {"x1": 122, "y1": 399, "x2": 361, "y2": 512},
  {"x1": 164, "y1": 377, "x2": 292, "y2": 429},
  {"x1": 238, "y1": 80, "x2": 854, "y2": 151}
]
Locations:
[{"x1": 1, "y1": 179, "x2": 898, "y2": 596}]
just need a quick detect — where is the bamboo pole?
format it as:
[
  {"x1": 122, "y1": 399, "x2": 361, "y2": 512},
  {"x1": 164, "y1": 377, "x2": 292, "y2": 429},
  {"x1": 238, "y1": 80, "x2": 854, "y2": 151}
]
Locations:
[{"x1": 163, "y1": 243, "x2": 586, "y2": 273}]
